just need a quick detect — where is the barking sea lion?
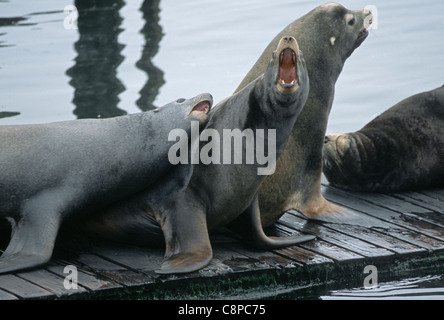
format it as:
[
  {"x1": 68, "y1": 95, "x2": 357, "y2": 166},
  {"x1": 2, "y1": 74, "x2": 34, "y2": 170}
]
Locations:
[
  {"x1": 235, "y1": 3, "x2": 373, "y2": 223},
  {"x1": 86, "y1": 36, "x2": 313, "y2": 274},
  {"x1": 0, "y1": 94, "x2": 213, "y2": 274}
]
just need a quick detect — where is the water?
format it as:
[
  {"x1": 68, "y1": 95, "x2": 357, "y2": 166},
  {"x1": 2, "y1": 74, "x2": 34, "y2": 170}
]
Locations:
[
  {"x1": 321, "y1": 274, "x2": 444, "y2": 300},
  {"x1": 1, "y1": 0, "x2": 443, "y2": 299},
  {"x1": 2, "y1": 0, "x2": 443, "y2": 130}
]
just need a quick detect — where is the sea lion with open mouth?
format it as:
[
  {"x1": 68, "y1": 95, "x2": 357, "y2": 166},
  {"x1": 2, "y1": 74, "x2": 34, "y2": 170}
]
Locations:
[
  {"x1": 86, "y1": 36, "x2": 313, "y2": 274},
  {"x1": 235, "y1": 3, "x2": 373, "y2": 224},
  {"x1": 323, "y1": 85, "x2": 444, "y2": 193},
  {"x1": 0, "y1": 94, "x2": 213, "y2": 274}
]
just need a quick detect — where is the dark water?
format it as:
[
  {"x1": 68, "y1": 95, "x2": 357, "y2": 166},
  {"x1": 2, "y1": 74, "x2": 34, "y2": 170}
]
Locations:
[
  {"x1": 2, "y1": 0, "x2": 444, "y2": 131},
  {"x1": 320, "y1": 274, "x2": 444, "y2": 300},
  {"x1": 1, "y1": 0, "x2": 444, "y2": 299}
]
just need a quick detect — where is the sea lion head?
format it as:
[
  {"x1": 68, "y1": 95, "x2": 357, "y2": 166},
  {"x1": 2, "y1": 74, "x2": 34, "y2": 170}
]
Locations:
[
  {"x1": 323, "y1": 132, "x2": 380, "y2": 191},
  {"x1": 156, "y1": 93, "x2": 213, "y2": 125},
  {"x1": 186, "y1": 93, "x2": 213, "y2": 124},
  {"x1": 323, "y1": 132, "x2": 360, "y2": 190},
  {"x1": 266, "y1": 36, "x2": 309, "y2": 104},
  {"x1": 313, "y1": 3, "x2": 372, "y2": 62}
]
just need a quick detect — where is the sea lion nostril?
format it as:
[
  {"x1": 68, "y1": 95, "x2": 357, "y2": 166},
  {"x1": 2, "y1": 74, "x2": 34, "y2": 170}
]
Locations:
[{"x1": 324, "y1": 136, "x2": 330, "y2": 144}]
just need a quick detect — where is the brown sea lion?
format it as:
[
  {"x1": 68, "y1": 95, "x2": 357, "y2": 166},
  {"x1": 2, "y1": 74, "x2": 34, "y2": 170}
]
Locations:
[
  {"x1": 323, "y1": 85, "x2": 444, "y2": 193},
  {"x1": 234, "y1": 3, "x2": 373, "y2": 223}
]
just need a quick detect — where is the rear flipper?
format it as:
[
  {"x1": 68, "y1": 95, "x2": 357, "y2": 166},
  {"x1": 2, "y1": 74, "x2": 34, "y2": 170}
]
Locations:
[
  {"x1": 0, "y1": 209, "x2": 62, "y2": 274},
  {"x1": 229, "y1": 193, "x2": 315, "y2": 249},
  {"x1": 155, "y1": 198, "x2": 212, "y2": 274}
]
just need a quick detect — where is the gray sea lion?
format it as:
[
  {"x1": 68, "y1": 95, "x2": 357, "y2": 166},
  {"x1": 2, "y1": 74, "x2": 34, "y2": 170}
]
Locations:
[
  {"x1": 235, "y1": 3, "x2": 372, "y2": 223},
  {"x1": 87, "y1": 36, "x2": 313, "y2": 274},
  {"x1": 0, "y1": 93, "x2": 213, "y2": 274},
  {"x1": 323, "y1": 85, "x2": 444, "y2": 193}
]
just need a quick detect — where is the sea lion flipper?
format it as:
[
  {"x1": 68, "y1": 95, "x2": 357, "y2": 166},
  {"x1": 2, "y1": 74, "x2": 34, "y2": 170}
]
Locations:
[
  {"x1": 0, "y1": 208, "x2": 61, "y2": 274},
  {"x1": 156, "y1": 250, "x2": 213, "y2": 275},
  {"x1": 232, "y1": 194, "x2": 315, "y2": 249},
  {"x1": 155, "y1": 205, "x2": 212, "y2": 275}
]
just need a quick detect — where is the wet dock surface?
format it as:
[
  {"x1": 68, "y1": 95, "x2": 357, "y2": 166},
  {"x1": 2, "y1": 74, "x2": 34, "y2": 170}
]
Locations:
[{"x1": 0, "y1": 179, "x2": 443, "y2": 300}]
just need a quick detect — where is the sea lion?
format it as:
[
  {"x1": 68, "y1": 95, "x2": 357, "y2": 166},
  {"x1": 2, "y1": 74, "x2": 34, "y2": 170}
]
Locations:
[
  {"x1": 86, "y1": 36, "x2": 313, "y2": 274},
  {"x1": 0, "y1": 93, "x2": 213, "y2": 274},
  {"x1": 323, "y1": 85, "x2": 444, "y2": 193},
  {"x1": 234, "y1": 3, "x2": 372, "y2": 224}
]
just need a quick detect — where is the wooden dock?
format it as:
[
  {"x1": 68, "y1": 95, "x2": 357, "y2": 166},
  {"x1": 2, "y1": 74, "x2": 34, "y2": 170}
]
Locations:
[{"x1": 0, "y1": 177, "x2": 443, "y2": 300}]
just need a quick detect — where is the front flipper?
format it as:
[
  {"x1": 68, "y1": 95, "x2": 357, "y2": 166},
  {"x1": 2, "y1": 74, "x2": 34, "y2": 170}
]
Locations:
[
  {"x1": 0, "y1": 209, "x2": 62, "y2": 274},
  {"x1": 155, "y1": 199, "x2": 212, "y2": 274},
  {"x1": 231, "y1": 194, "x2": 315, "y2": 249}
]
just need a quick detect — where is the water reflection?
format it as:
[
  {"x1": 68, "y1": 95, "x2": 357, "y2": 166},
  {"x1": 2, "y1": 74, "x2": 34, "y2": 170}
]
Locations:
[
  {"x1": 0, "y1": 111, "x2": 20, "y2": 119},
  {"x1": 0, "y1": 17, "x2": 26, "y2": 118},
  {"x1": 136, "y1": 0, "x2": 164, "y2": 111},
  {"x1": 0, "y1": 16, "x2": 28, "y2": 28},
  {"x1": 66, "y1": 0, "x2": 127, "y2": 119},
  {"x1": 66, "y1": 0, "x2": 164, "y2": 119}
]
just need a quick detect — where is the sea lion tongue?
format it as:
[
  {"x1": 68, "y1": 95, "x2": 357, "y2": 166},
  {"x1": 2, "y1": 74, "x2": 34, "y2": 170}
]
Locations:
[
  {"x1": 279, "y1": 48, "x2": 297, "y2": 86},
  {"x1": 192, "y1": 100, "x2": 211, "y2": 114}
]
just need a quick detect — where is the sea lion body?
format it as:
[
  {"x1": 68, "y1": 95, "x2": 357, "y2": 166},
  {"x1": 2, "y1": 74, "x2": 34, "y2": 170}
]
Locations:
[
  {"x1": 87, "y1": 37, "x2": 313, "y2": 274},
  {"x1": 235, "y1": 3, "x2": 372, "y2": 223},
  {"x1": 0, "y1": 94, "x2": 213, "y2": 274},
  {"x1": 323, "y1": 85, "x2": 444, "y2": 192}
]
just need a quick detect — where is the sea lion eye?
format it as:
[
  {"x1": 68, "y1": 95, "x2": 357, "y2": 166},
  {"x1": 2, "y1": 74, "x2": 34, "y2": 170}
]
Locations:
[
  {"x1": 176, "y1": 98, "x2": 186, "y2": 103},
  {"x1": 348, "y1": 17, "x2": 355, "y2": 26}
]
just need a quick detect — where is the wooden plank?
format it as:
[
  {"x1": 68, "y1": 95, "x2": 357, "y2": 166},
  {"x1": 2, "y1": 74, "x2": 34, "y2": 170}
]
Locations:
[
  {"x1": 397, "y1": 192, "x2": 444, "y2": 212},
  {"x1": 0, "y1": 274, "x2": 53, "y2": 299},
  {"x1": 278, "y1": 213, "x2": 394, "y2": 259},
  {"x1": 201, "y1": 246, "x2": 273, "y2": 276},
  {"x1": 423, "y1": 188, "x2": 444, "y2": 200},
  {"x1": 0, "y1": 288, "x2": 19, "y2": 300},
  {"x1": 73, "y1": 252, "x2": 155, "y2": 287},
  {"x1": 322, "y1": 185, "x2": 444, "y2": 244},
  {"x1": 230, "y1": 245, "x2": 303, "y2": 269},
  {"x1": 88, "y1": 242, "x2": 165, "y2": 276},
  {"x1": 47, "y1": 261, "x2": 122, "y2": 293},
  {"x1": 16, "y1": 267, "x2": 86, "y2": 298},
  {"x1": 273, "y1": 246, "x2": 334, "y2": 266},
  {"x1": 272, "y1": 215, "x2": 365, "y2": 263},
  {"x1": 350, "y1": 192, "x2": 432, "y2": 214},
  {"x1": 299, "y1": 238, "x2": 365, "y2": 263},
  {"x1": 391, "y1": 193, "x2": 444, "y2": 227},
  {"x1": 285, "y1": 212, "x2": 427, "y2": 256},
  {"x1": 261, "y1": 224, "x2": 336, "y2": 265}
]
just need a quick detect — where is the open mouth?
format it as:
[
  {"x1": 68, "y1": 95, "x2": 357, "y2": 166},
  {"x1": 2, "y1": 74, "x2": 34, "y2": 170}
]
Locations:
[
  {"x1": 357, "y1": 28, "x2": 369, "y2": 42},
  {"x1": 191, "y1": 100, "x2": 211, "y2": 114},
  {"x1": 278, "y1": 47, "x2": 298, "y2": 87}
]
